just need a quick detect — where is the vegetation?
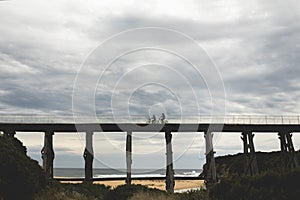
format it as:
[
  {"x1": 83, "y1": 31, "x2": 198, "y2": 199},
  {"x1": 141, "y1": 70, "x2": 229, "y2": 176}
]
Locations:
[
  {"x1": 130, "y1": 189, "x2": 208, "y2": 200},
  {"x1": 210, "y1": 168, "x2": 300, "y2": 200},
  {"x1": 36, "y1": 183, "x2": 207, "y2": 200},
  {"x1": 200, "y1": 151, "x2": 300, "y2": 178},
  {"x1": 203, "y1": 150, "x2": 300, "y2": 200},
  {"x1": 0, "y1": 134, "x2": 45, "y2": 200},
  {"x1": 1, "y1": 135, "x2": 299, "y2": 200},
  {"x1": 105, "y1": 184, "x2": 167, "y2": 200},
  {"x1": 35, "y1": 181, "x2": 110, "y2": 200}
]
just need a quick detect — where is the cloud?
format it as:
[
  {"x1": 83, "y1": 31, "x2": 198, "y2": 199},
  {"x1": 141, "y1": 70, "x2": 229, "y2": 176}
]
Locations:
[{"x1": 1, "y1": 0, "x2": 298, "y2": 116}]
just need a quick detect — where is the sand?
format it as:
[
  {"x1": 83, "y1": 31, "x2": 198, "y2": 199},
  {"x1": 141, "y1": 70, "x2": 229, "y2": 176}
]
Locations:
[{"x1": 59, "y1": 179, "x2": 204, "y2": 191}]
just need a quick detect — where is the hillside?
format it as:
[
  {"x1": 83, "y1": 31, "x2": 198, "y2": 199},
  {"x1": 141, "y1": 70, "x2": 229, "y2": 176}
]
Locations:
[
  {"x1": 200, "y1": 151, "x2": 300, "y2": 178},
  {"x1": 0, "y1": 134, "x2": 45, "y2": 199},
  {"x1": 207, "y1": 151, "x2": 300, "y2": 200}
]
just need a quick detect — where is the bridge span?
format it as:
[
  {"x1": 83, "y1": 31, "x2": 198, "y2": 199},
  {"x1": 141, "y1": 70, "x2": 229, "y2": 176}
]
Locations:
[{"x1": 1, "y1": 115, "x2": 299, "y2": 193}]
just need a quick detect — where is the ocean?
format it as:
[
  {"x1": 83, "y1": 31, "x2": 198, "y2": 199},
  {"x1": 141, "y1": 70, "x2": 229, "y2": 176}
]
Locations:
[{"x1": 54, "y1": 168, "x2": 201, "y2": 178}]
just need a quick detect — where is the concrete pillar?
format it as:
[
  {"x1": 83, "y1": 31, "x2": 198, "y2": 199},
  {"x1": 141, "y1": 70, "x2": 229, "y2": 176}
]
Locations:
[
  {"x1": 241, "y1": 131, "x2": 258, "y2": 176},
  {"x1": 286, "y1": 132, "x2": 299, "y2": 168},
  {"x1": 278, "y1": 131, "x2": 299, "y2": 169},
  {"x1": 84, "y1": 131, "x2": 94, "y2": 183},
  {"x1": 248, "y1": 132, "x2": 258, "y2": 175},
  {"x1": 41, "y1": 131, "x2": 55, "y2": 179},
  {"x1": 204, "y1": 131, "x2": 216, "y2": 185},
  {"x1": 165, "y1": 131, "x2": 175, "y2": 193},
  {"x1": 278, "y1": 132, "x2": 288, "y2": 168},
  {"x1": 126, "y1": 131, "x2": 132, "y2": 185},
  {"x1": 241, "y1": 132, "x2": 249, "y2": 174},
  {"x1": 278, "y1": 132, "x2": 287, "y2": 152}
]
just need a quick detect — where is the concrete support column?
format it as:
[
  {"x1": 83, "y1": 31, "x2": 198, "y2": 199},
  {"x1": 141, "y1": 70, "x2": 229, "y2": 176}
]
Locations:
[
  {"x1": 278, "y1": 131, "x2": 288, "y2": 168},
  {"x1": 84, "y1": 131, "x2": 94, "y2": 183},
  {"x1": 41, "y1": 131, "x2": 55, "y2": 179},
  {"x1": 126, "y1": 131, "x2": 132, "y2": 185},
  {"x1": 165, "y1": 131, "x2": 175, "y2": 193},
  {"x1": 204, "y1": 131, "x2": 216, "y2": 185},
  {"x1": 278, "y1": 131, "x2": 299, "y2": 169},
  {"x1": 241, "y1": 131, "x2": 258, "y2": 175},
  {"x1": 278, "y1": 132, "x2": 287, "y2": 152}
]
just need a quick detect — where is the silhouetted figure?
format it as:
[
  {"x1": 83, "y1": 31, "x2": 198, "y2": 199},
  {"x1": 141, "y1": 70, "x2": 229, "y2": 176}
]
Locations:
[
  {"x1": 160, "y1": 113, "x2": 166, "y2": 123},
  {"x1": 160, "y1": 113, "x2": 167, "y2": 124},
  {"x1": 152, "y1": 115, "x2": 156, "y2": 124}
]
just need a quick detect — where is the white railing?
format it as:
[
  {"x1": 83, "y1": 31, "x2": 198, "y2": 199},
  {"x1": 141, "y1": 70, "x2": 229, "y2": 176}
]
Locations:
[{"x1": 0, "y1": 115, "x2": 299, "y2": 124}]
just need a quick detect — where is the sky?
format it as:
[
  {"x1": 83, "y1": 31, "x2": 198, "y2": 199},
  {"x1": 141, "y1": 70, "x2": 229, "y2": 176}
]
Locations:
[{"x1": 0, "y1": 0, "x2": 300, "y2": 170}]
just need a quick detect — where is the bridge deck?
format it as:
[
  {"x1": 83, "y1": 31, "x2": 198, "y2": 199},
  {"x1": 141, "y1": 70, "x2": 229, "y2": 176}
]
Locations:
[
  {"x1": 1, "y1": 115, "x2": 300, "y2": 133},
  {"x1": 0, "y1": 115, "x2": 299, "y2": 124},
  {"x1": 1, "y1": 123, "x2": 300, "y2": 133}
]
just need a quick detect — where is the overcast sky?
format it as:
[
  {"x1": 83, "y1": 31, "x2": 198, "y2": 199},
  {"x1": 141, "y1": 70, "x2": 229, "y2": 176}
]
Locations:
[{"x1": 1, "y1": 0, "x2": 300, "y2": 170}]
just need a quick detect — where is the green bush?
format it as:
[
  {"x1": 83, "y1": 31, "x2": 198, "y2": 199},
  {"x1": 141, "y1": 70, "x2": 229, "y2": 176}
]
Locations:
[
  {"x1": 61, "y1": 182, "x2": 110, "y2": 200},
  {"x1": 173, "y1": 189, "x2": 209, "y2": 200},
  {"x1": 105, "y1": 184, "x2": 166, "y2": 200},
  {"x1": 35, "y1": 185, "x2": 90, "y2": 200},
  {"x1": 35, "y1": 181, "x2": 110, "y2": 200},
  {"x1": 129, "y1": 191, "x2": 171, "y2": 200},
  {"x1": 0, "y1": 135, "x2": 45, "y2": 200},
  {"x1": 210, "y1": 168, "x2": 300, "y2": 200}
]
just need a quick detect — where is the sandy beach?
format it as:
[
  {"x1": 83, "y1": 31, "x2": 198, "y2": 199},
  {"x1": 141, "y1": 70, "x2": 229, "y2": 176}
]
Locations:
[{"x1": 59, "y1": 179, "x2": 205, "y2": 191}]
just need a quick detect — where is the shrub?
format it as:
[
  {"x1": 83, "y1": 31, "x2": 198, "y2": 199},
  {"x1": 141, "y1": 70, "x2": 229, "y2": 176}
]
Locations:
[
  {"x1": 129, "y1": 191, "x2": 172, "y2": 200},
  {"x1": 173, "y1": 189, "x2": 209, "y2": 200},
  {"x1": 0, "y1": 136, "x2": 45, "y2": 200},
  {"x1": 35, "y1": 181, "x2": 110, "y2": 200},
  {"x1": 209, "y1": 168, "x2": 300, "y2": 200},
  {"x1": 105, "y1": 184, "x2": 166, "y2": 200}
]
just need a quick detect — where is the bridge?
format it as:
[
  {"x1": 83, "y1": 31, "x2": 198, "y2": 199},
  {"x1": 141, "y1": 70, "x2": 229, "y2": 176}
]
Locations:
[{"x1": 1, "y1": 115, "x2": 299, "y2": 193}]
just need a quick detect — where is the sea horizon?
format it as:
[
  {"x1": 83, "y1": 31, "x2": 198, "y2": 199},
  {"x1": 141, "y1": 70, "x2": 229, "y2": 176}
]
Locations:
[{"x1": 54, "y1": 168, "x2": 202, "y2": 178}]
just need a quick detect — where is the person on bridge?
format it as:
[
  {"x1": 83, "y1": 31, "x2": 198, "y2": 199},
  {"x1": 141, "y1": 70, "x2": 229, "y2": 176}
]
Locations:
[
  {"x1": 151, "y1": 115, "x2": 156, "y2": 124},
  {"x1": 160, "y1": 113, "x2": 167, "y2": 124}
]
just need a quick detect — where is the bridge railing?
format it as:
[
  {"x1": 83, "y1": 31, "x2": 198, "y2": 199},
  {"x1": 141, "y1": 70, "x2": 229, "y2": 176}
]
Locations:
[{"x1": 0, "y1": 115, "x2": 299, "y2": 124}]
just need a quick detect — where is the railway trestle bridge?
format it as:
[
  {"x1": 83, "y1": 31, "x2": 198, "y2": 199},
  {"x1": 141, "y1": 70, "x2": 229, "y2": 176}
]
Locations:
[{"x1": 0, "y1": 115, "x2": 299, "y2": 193}]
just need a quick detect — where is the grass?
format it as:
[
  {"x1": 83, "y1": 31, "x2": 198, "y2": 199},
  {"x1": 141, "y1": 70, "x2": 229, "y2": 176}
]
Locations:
[{"x1": 35, "y1": 182, "x2": 208, "y2": 200}]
